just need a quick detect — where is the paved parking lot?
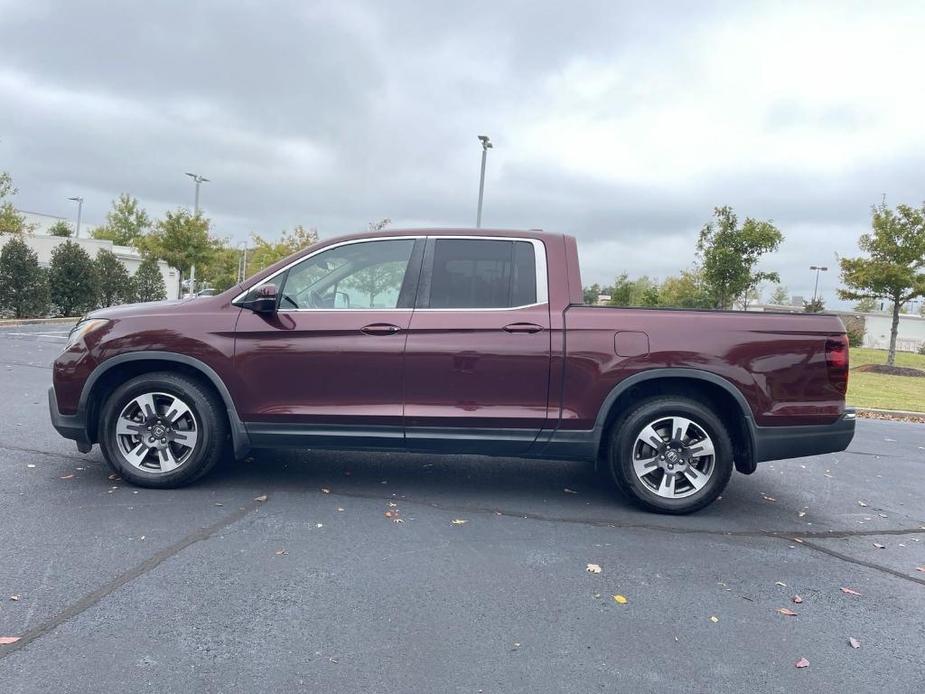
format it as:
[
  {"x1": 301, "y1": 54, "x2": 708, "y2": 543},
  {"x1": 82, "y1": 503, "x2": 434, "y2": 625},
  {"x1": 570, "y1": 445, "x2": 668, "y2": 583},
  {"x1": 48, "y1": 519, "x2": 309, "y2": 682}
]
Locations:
[{"x1": 0, "y1": 323, "x2": 923, "y2": 693}]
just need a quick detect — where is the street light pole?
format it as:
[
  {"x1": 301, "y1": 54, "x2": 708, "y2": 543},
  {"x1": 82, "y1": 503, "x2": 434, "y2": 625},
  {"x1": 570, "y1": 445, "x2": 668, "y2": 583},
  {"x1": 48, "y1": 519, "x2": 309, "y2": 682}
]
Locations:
[
  {"x1": 184, "y1": 172, "x2": 210, "y2": 295},
  {"x1": 809, "y1": 265, "x2": 828, "y2": 303},
  {"x1": 67, "y1": 196, "x2": 84, "y2": 238},
  {"x1": 475, "y1": 135, "x2": 492, "y2": 228}
]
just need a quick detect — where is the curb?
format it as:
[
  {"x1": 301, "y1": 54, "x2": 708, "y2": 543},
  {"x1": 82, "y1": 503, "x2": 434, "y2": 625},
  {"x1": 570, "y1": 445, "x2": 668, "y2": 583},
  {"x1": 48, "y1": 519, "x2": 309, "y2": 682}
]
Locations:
[
  {"x1": 0, "y1": 317, "x2": 80, "y2": 328},
  {"x1": 855, "y1": 407, "x2": 925, "y2": 422}
]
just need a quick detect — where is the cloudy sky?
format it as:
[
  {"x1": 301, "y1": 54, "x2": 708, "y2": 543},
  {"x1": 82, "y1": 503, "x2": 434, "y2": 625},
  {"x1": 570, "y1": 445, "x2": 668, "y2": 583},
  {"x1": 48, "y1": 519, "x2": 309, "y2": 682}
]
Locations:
[{"x1": 2, "y1": 0, "x2": 924, "y2": 305}]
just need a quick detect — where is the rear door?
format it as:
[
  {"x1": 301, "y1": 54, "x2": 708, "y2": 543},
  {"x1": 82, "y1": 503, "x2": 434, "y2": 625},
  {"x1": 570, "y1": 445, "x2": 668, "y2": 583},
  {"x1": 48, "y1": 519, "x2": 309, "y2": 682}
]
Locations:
[{"x1": 402, "y1": 237, "x2": 552, "y2": 454}]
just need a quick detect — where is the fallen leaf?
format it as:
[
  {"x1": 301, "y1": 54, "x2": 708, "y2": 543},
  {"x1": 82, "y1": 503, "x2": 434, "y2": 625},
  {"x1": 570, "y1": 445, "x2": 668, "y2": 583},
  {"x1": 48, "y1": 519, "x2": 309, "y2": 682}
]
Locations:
[
  {"x1": 612, "y1": 594, "x2": 628, "y2": 604},
  {"x1": 0, "y1": 636, "x2": 20, "y2": 645},
  {"x1": 384, "y1": 511, "x2": 397, "y2": 519},
  {"x1": 108, "y1": 474, "x2": 120, "y2": 480},
  {"x1": 563, "y1": 488, "x2": 578, "y2": 494},
  {"x1": 795, "y1": 657, "x2": 810, "y2": 669},
  {"x1": 387, "y1": 502, "x2": 398, "y2": 508},
  {"x1": 214, "y1": 502, "x2": 223, "y2": 506},
  {"x1": 336, "y1": 507, "x2": 344, "y2": 512},
  {"x1": 26, "y1": 464, "x2": 35, "y2": 468},
  {"x1": 916, "y1": 567, "x2": 925, "y2": 573},
  {"x1": 849, "y1": 637, "x2": 861, "y2": 649},
  {"x1": 9, "y1": 595, "x2": 20, "y2": 602},
  {"x1": 792, "y1": 595, "x2": 803, "y2": 604},
  {"x1": 586, "y1": 563, "x2": 602, "y2": 574},
  {"x1": 254, "y1": 495, "x2": 268, "y2": 502},
  {"x1": 798, "y1": 511, "x2": 806, "y2": 517},
  {"x1": 777, "y1": 608, "x2": 798, "y2": 617},
  {"x1": 709, "y1": 616, "x2": 719, "y2": 623},
  {"x1": 275, "y1": 549, "x2": 288, "y2": 556},
  {"x1": 873, "y1": 543, "x2": 885, "y2": 549},
  {"x1": 762, "y1": 495, "x2": 776, "y2": 502},
  {"x1": 451, "y1": 519, "x2": 468, "y2": 525},
  {"x1": 392, "y1": 518, "x2": 404, "y2": 523},
  {"x1": 840, "y1": 587, "x2": 862, "y2": 596},
  {"x1": 775, "y1": 581, "x2": 787, "y2": 587},
  {"x1": 857, "y1": 500, "x2": 868, "y2": 507},
  {"x1": 315, "y1": 523, "x2": 323, "y2": 528},
  {"x1": 321, "y1": 488, "x2": 330, "y2": 494},
  {"x1": 59, "y1": 474, "x2": 74, "y2": 480}
]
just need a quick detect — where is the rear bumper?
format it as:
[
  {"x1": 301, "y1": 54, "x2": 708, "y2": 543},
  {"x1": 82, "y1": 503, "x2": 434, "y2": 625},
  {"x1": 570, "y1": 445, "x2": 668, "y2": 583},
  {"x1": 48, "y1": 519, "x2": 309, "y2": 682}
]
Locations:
[
  {"x1": 754, "y1": 409, "x2": 856, "y2": 463},
  {"x1": 48, "y1": 387, "x2": 92, "y2": 452}
]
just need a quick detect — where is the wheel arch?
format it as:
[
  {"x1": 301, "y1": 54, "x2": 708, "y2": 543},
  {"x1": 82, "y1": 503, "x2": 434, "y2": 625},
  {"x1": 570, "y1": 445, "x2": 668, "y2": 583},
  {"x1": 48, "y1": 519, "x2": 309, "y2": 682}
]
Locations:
[
  {"x1": 80, "y1": 351, "x2": 250, "y2": 459},
  {"x1": 594, "y1": 369, "x2": 757, "y2": 475}
]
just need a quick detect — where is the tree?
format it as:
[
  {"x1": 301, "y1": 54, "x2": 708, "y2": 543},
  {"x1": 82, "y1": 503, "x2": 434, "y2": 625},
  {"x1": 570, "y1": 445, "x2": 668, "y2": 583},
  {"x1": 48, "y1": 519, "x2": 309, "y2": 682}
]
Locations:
[
  {"x1": 94, "y1": 249, "x2": 132, "y2": 307},
  {"x1": 769, "y1": 285, "x2": 790, "y2": 305},
  {"x1": 658, "y1": 269, "x2": 712, "y2": 309},
  {"x1": 48, "y1": 241, "x2": 99, "y2": 316},
  {"x1": 0, "y1": 237, "x2": 50, "y2": 318},
  {"x1": 92, "y1": 194, "x2": 151, "y2": 246},
  {"x1": 803, "y1": 297, "x2": 826, "y2": 313},
  {"x1": 697, "y1": 206, "x2": 783, "y2": 309},
  {"x1": 852, "y1": 297, "x2": 878, "y2": 313},
  {"x1": 368, "y1": 218, "x2": 391, "y2": 232},
  {"x1": 248, "y1": 225, "x2": 319, "y2": 274},
  {"x1": 583, "y1": 283, "x2": 603, "y2": 304},
  {"x1": 735, "y1": 284, "x2": 763, "y2": 311},
  {"x1": 137, "y1": 209, "x2": 213, "y2": 285},
  {"x1": 133, "y1": 256, "x2": 167, "y2": 302},
  {"x1": 200, "y1": 242, "x2": 240, "y2": 292},
  {"x1": 48, "y1": 220, "x2": 73, "y2": 237},
  {"x1": 0, "y1": 171, "x2": 30, "y2": 235},
  {"x1": 838, "y1": 202, "x2": 925, "y2": 366}
]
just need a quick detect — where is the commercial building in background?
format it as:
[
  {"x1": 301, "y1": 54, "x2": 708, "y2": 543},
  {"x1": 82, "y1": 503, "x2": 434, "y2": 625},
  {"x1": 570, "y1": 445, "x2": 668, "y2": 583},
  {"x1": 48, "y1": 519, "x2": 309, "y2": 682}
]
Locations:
[{"x1": 3, "y1": 210, "x2": 179, "y2": 300}]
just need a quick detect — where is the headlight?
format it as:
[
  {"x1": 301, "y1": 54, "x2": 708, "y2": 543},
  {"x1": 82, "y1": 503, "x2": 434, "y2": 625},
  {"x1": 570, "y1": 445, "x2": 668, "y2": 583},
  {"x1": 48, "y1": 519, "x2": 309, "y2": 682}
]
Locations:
[{"x1": 66, "y1": 318, "x2": 110, "y2": 349}]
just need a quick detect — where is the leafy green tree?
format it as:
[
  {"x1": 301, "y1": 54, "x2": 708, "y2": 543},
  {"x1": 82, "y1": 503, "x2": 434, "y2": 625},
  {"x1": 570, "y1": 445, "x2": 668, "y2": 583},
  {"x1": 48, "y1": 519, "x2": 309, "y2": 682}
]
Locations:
[
  {"x1": 0, "y1": 237, "x2": 51, "y2": 317},
  {"x1": 658, "y1": 269, "x2": 712, "y2": 309},
  {"x1": 852, "y1": 297, "x2": 878, "y2": 313},
  {"x1": 697, "y1": 206, "x2": 783, "y2": 309},
  {"x1": 803, "y1": 297, "x2": 825, "y2": 313},
  {"x1": 583, "y1": 283, "x2": 603, "y2": 304},
  {"x1": 48, "y1": 220, "x2": 73, "y2": 237},
  {"x1": 200, "y1": 243, "x2": 241, "y2": 292},
  {"x1": 137, "y1": 209, "x2": 213, "y2": 287},
  {"x1": 769, "y1": 285, "x2": 790, "y2": 305},
  {"x1": 48, "y1": 241, "x2": 99, "y2": 316},
  {"x1": 838, "y1": 202, "x2": 925, "y2": 366},
  {"x1": 608, "y1": 274, "x2": 660, "y2": 307},
  {"x1": 248, "y1": 225, "x2": 319, "y2": 274},
  {"x1": 92, "y1": 194, "x2": 151, "y2": 246},
  {"x1": 0, "y1": 171, "x2": 30, "y2": 235},
  {"x1": 94, "y1": 249, "x2": 132, "y2": 306},
  {"x1": 133, "y1": 256, "x2": 167, "y2": 302}
]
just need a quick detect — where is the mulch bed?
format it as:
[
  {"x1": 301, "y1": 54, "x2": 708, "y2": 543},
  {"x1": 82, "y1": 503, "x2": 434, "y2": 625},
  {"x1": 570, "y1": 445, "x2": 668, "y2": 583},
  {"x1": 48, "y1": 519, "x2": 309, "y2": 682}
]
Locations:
[{"x1": 854, "y1": 364, "x2": 925, "y2": 377}]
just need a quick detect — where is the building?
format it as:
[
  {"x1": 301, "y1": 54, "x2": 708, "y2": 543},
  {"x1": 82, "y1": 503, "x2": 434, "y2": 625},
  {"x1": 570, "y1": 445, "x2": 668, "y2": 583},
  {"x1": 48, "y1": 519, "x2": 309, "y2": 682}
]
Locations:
[{"x1": 0, "y1": 232, "x2": 179, "y2": 301}]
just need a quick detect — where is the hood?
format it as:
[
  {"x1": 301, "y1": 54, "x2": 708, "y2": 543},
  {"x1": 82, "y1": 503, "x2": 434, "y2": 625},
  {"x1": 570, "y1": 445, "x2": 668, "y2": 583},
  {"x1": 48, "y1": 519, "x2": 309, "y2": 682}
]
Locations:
[{"x1": 87, "y1": 297, "x2": 196, "y2": 321}]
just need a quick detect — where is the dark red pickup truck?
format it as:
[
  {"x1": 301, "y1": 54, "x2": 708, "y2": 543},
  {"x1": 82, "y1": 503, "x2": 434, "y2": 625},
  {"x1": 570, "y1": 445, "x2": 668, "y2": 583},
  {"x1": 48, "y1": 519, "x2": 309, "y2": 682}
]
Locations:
[{"x1": 50, "y1": 229, "x2": 855, "y2": 513}]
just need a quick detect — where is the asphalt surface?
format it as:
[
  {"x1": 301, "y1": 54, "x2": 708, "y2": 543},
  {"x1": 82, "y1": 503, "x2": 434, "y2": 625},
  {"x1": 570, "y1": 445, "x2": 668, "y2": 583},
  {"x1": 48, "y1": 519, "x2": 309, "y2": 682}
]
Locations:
[{"x1": 0, "y1": 322, "x2": 923, "y2": 693}]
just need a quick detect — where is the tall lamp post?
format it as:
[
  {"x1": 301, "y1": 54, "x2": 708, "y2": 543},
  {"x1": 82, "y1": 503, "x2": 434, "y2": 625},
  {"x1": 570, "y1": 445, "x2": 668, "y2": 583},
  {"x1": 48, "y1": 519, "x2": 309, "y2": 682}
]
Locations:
[
  {"x1": 475, "y1": 135, "x2": 492, "y2": 228},
  {"x1": 809, "y1": 265, "x2": 828, "y2": 304},
  {"x1": 67, "y1": 196, "x2": 84, "y2": 238},
  {"x1": 185, "y1": 172, "x2": 209, "y2": 295}
]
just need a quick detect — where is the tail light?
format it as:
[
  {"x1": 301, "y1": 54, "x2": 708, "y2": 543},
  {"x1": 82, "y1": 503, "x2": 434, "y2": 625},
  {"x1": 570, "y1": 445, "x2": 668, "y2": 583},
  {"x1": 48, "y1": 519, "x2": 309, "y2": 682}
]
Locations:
[{"x1": 825, "y1": 335, "x2": 849, "y2": 395}]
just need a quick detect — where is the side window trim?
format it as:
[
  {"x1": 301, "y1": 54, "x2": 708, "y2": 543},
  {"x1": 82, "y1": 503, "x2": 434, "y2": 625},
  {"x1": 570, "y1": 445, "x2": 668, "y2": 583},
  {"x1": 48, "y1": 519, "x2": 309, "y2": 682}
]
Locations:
[{"x1": 416, "y1": 236, "x2": 548, "y2": 311}]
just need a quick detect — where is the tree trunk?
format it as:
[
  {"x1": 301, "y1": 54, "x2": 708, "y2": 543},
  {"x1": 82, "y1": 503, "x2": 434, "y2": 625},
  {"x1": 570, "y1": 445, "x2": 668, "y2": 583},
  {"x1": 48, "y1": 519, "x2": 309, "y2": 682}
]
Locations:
[{"x1": 887, "y1": 296, "x2": 901, "y2": 366}]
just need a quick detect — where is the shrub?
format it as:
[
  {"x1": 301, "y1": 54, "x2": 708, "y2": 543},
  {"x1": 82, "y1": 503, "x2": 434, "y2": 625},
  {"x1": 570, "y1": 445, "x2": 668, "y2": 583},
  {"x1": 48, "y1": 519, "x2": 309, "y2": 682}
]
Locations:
[
  {"x1": 133, "y1": 256, "x2": 167, "y2": 302},
  {"x1": 0, "y1": 236, "x2": 51, "y2": 318},
  {"x1": 49, "y1": 241, "x2": 99, "y2": 316},
  {"x1": 94, "y1": 249, "x2": 133, "y2": 307}
]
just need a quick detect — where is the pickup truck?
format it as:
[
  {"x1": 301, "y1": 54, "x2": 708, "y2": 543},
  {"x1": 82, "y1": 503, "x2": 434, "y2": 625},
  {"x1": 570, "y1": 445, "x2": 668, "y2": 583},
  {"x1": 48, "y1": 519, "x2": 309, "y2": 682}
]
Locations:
[{"x1": 49, "y1": 229, "x2": 855, "y2": 514}]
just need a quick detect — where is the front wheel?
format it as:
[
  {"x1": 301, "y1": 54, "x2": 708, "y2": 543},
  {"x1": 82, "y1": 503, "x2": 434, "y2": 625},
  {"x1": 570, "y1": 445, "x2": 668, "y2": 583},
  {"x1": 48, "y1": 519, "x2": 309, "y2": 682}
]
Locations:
[
  {"x1": 608, "y1": 396, "x2": 733, "y2": 514},
  {"x1": 98, "y1": 372, "x2": 228, "y2": 488}
]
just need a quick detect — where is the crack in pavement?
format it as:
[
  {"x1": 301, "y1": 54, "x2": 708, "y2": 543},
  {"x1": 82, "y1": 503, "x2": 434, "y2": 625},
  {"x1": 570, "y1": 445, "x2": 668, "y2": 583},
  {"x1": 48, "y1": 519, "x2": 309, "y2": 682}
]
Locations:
[
  {"x1": 787, "y1": 537, "x2": 925, "y2": 587},
  {"x1": 0, "y1": 498, "x2": 265, "y2": 660}
]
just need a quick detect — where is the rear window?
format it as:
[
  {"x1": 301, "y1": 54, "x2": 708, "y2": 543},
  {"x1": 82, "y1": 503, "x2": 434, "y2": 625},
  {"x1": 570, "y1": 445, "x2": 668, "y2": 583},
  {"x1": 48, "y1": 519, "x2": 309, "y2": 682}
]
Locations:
[{"x1": 428, "y1": 239, "x2": 537, "y2": 309}]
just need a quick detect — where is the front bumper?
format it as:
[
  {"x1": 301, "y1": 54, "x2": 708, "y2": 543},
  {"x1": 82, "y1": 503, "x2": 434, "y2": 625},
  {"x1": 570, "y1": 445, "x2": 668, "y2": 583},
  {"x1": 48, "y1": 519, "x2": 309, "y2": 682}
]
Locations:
[
  {"x1": 754, "y1": 409, "x2": 856, "y2": 463},
  {"x1": 48, "y1": 387, "x2": 92, "y2": 453}
]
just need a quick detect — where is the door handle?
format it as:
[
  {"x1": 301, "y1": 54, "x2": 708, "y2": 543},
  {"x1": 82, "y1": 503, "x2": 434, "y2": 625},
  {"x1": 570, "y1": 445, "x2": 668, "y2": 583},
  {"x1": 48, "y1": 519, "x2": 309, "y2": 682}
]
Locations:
[
  {"x1": 503, "y1": 322, "x2": 544, "y2": 334},
  {"x1": 361, "y1": 323, "x2": 402, "y2": 336}
]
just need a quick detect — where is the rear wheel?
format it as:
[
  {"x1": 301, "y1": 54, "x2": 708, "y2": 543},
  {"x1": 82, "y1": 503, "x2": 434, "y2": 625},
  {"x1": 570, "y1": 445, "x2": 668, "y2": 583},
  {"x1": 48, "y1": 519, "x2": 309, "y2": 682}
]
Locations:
[
  {"x1": 608, "y1": 396, "x2": 733, "y2": 514},
  {"x1": 98, "y1": 372, "x2": 228, "y2": 488}
]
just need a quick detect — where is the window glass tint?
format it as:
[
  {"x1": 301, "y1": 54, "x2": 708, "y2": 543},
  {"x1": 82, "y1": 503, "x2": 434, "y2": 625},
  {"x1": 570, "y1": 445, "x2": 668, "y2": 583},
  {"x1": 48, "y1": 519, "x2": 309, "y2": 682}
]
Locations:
[
  {"x1": 279, "y1": 239, "x2": 415, "y2": 309},
  {"x1": 429, "y1": 239, "x2": 537, "y2": 309}
]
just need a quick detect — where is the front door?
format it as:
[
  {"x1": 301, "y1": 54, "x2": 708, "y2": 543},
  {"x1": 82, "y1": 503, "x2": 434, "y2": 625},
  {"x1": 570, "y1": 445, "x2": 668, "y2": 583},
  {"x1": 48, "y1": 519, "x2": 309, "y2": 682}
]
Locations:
[
  {"x1": 403, "y1": 237, "x2": 552, "y2": 454},
  {"x1": 234, "y1": 236, "x2": 424, "y2": 449}
]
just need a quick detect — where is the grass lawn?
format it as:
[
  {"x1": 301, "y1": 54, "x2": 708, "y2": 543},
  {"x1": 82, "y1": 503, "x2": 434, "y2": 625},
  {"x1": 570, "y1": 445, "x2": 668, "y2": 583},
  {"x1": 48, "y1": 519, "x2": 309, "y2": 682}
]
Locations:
[{"x1": 848, "y1": 347, "x2": 925, "y2": 412}]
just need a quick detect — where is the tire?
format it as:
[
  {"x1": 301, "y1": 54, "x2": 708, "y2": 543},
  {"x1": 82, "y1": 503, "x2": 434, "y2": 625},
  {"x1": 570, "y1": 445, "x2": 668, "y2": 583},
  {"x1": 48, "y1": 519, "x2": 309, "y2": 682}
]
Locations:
[
  {"x1": 98, "y1": 371, "x2": 228, "y2": 488},
  {"x1": 608, "y1": 396, "x2": 733, "y2": 514}
]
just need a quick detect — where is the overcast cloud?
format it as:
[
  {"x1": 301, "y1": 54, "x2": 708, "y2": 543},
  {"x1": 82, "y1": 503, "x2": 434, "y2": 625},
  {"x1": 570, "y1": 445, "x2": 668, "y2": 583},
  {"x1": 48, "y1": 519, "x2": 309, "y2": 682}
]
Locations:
[{"x1": 2, "y1": 0, "x2": 924, "y2": 305}]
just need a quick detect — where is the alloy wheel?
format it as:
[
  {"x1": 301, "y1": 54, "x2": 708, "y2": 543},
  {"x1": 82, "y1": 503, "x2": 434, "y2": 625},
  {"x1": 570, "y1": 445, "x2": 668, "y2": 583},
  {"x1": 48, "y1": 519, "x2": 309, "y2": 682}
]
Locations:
[
  {"x1": 114, "y1": 392, "x2": 199, "y2": 473},
  {"x1": 631, "y1": 415, "x2": 715, "y2": 499}
]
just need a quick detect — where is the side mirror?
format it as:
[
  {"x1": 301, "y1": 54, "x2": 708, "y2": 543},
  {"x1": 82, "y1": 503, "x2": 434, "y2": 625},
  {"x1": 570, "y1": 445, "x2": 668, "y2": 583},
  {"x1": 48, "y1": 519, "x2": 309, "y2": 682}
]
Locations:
[{"x1": 244, "y1": 284, "x2": 278, "y2": 314}]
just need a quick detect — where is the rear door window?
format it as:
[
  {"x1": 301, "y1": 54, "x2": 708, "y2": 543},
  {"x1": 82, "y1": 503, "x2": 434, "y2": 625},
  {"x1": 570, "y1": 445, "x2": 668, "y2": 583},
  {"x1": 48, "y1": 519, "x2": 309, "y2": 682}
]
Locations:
[{"x1": 427, "y1": 239, "x2": 537, "y2": 309}]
